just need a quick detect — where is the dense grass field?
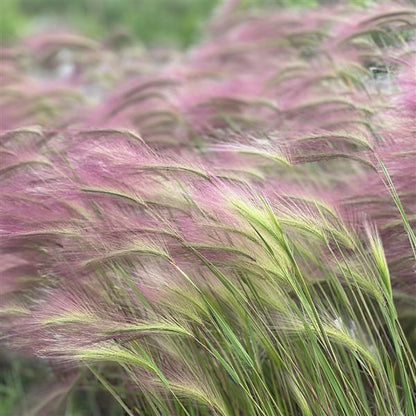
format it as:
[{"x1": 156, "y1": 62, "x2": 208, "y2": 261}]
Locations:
[{"x1": 0, "y1": 1, "x2": 415, "y2": 415}]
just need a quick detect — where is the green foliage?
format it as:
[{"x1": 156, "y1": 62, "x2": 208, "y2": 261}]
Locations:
[
  {"x1": 0, "y1": 356, "x2": 128, "y2": 416},
  {"x1": 3, "y1": 0, "x2": 220, "y2": 46},
  {"x1": 2, "y1": 0, "x2": 384, "y2": 46},
  {"x1": 0, "y1": 0, "x2": 26, "y2": 41}
]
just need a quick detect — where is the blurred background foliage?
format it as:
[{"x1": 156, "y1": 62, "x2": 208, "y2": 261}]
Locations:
[
  {"x1": 1, "y1": 0, "x2": 376, "y2": 47},
  {"x1": 1, "y1": 0, "x2": 219, "y2": 46}
]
